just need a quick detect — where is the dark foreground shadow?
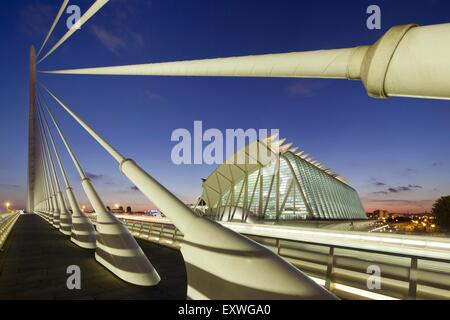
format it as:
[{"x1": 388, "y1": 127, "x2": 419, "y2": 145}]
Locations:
[{"x1": 0, "y1": 214, "x2": 187, "y2": 300}]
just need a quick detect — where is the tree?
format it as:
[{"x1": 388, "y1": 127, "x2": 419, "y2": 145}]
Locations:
[
  {"x1": 432, "y1": 196, "x2": 450, "y2": 230},
  {"x1": 126, "y1": 206, "x2": 132, "y2": 213}
]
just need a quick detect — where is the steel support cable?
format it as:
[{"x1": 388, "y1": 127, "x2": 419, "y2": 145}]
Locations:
[
  {"x1": 38, "y1": 90, "x2": 161, "y2": 282},
  {"x1": 37, "y1": 87, "x2": 87, "y2": 180},
  {"x1": 41, "y1": 153, "x2": 51, "y2": 211},
  {"x1": 35, "y1": 109, "x2": 53, "y2": 198},
  {"x1": 36, "y1": 143, "x2": 47, "y2": 209},
  {"x1": 37, "y1": 103, "x2": 62, "y2": 224},
  {"x1": 39, "y1": 147, "x2": 51, "y2": 212},
  {"x1": 36, "y1": 0, "x2": 70, "y2": 58},
  {"x1": 40, "y1": 84, "x2": 126, "y2": 163},
  {"x1": 36, "y1": 101, "x2": 63, "y2": 194},
  {"x1": 39, "y1": 23, "x2": 450, "y2": 101},
  {"x1": 38, "y1": 0, "x2": 110, "y2": 64},
  {"x1": 33, "y1": 127, "x2": 43, "y2": 206},
  {"x1": 38, "y1": 85, "x2": 336, "y2": 300},
  {"x1": 41, "y1": 140, "x2": 54, "y2": 198},
  {"x1": 37, "y1": 93, "x2": 73, "y2": 233},
  {"x1": 37, "y1": 90, "x2": 97, "y2": 247},
  {"x1": 33, "y1": 141, "x2": 43, "y2": 209},
  {"x1": 39, "y1": 84, "x2": 196, "y2": 231},
  {"x1": 37, "y1": 93, "x2": 71, "y2": 188},
  {"x1": 37, "y1": 128, "x2": 52, "y2": 203},
  {"x1": 37, "y1": 118, "x2": 56, "y2": 203},
  {"x1": 39, "y1": 130, "x2": 57, "y2": 219},
  {"x1": 39, "y1": 85, "x2": 122, "y2": 221}
]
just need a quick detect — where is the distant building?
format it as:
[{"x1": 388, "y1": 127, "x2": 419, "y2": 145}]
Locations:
[
  {"x1": 200, "y1": 136, "x2": 367, "y2": 222},
  {"x1": 371, "y1": 209, "x2": 389, "y2": 219}
]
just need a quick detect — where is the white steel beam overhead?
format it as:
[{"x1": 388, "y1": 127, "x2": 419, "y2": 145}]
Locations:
[{"x1": 43, "y1": 23, "x2": 450, "y2": 101}]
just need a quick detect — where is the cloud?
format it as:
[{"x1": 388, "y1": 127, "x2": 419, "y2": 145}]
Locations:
[
  {"x1": 0, "y1": 184, "x2": 20, "y2": 188},
  {"x1": 90, "y1": 25, "x2": 126, "y2": 55},
  {"x1": 86, "y1": 172, "x2": 104, "y2": 181},
  {"x1": 89, "y1": 0, "x2": 149, "y2": 55},
  {"x1": 362, "y1": 198, "x2": 436, "y2": 213},
  {"x1": 372, "y1": 184, "x2": 423, "y2": 195},
  {"x1": 367, "y1": 199, "x2": 433, "y2": 204},
  {"x1": 20, "y1": 2, "x2": 54, "y2": 38},
  {"x1": 287, "y1": 80, "x2": 331, "y2": 98},
  {"x1": 365, "y1": 198, "x2": 434, "y2": 207},
  {"x1": 432, "y1": 162, "x2": 443, "y2": 167},
  {"x1": 370, "y1": 178, "x2": 386, "y2": 187}
]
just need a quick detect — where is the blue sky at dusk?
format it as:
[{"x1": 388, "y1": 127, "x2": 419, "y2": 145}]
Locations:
[{"x1": 1, "y1": 0, "x2": 449, "y2": 213}]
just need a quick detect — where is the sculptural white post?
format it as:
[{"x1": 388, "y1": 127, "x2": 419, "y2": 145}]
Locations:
[
  {"x1": 38, "y1": 104, "x2": 73, "y2": 235},
  {"x1": 38, "y1": 126, "x2": 57, "y2": 225},
  {"x1": 44, "y1": 86, "x2": 336, "y2": 300},
  {"x1": 40, "y1": 94, "x2": 160, "y2": 285},
  {"x1": 44, "y1": 103, "x2": 96, "y2": 249},
  {"x1": 36, "y1": 110, "x2": 65, "y2": 229}
]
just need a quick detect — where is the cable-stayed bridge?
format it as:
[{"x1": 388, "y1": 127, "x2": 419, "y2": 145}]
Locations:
[{"x1": 1, "y1": 0, "x2": 450, "y2": 300}]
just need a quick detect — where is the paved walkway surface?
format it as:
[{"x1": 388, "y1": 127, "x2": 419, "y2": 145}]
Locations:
[{"x1": 0, "y1": 214, "x2": 187, "y2": 300}]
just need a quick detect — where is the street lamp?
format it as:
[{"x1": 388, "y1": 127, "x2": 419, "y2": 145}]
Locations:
[{"x1": 5, "y1": 202, "x2": 11, "y2": 212}]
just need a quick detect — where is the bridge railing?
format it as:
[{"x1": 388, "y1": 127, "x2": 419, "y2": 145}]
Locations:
[
  {"x1": 242, "y1": 232, "x2": 450, "y2": 300},
  {"x1": 0, "y1": 213, "x2": 21, "y2": 250},
  {"x1": 87, "y1": 215, "x2": 450, "y2": 300},
  {"x1": 87, "y1": 215, "x2": 182, "y2": 249}
]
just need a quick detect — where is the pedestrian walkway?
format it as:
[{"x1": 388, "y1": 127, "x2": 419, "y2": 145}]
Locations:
[{"x1": 0, "y1": 214, "x2": 187, "y2": 299}]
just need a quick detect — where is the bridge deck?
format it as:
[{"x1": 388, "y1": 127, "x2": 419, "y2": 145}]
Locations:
[{"x1": 0, "y1": 214, "x2": 187, "y2": 299}]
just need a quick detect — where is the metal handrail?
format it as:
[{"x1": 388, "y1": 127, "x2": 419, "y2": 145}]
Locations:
[
  {"x1": 0, "y1": 213, "x2": 21, "y2": 250},
  {"x1": 113, "y1": 216, "x2": 450, "y2": 300}
]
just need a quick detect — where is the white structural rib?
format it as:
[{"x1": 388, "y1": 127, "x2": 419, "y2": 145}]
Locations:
[
  {"x1": 42, "y1": 23, "x2": 450, "y2": 100},
  {"x1": 37, "y1": 0, "x2": 70, "y2": 58},
  {"x1": 38, "y1": 0, "x2": 110, "y2": 64},
  {"x1": 40, "y1": 85, "x2": 161, "y2": 286},
  {"x1": 42, "y1": 49, "x2": 355, "y2": 78}
]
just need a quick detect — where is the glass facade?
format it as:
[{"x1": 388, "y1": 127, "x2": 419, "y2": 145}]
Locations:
[{"x1": 204, "y1": 151, "x2": 366, "y2": 221}]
